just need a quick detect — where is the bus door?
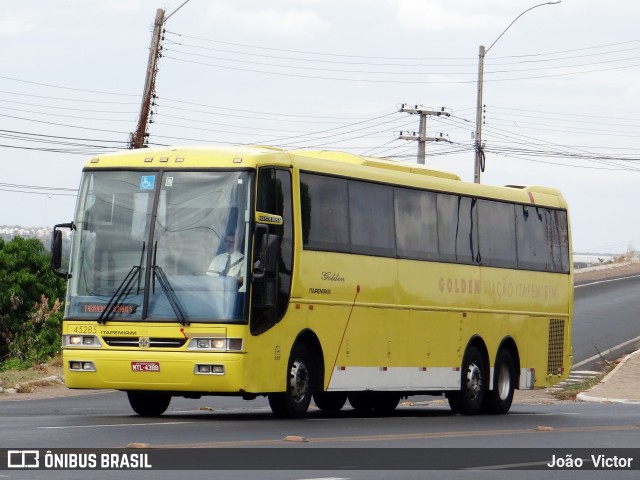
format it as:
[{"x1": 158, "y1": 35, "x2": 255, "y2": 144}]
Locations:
[{"x1": 250, "y1": 167, "x2": 293, "y2": 335}]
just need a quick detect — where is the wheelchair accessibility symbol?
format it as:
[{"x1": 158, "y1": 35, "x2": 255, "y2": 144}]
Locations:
[{"x1": 140, "y1": 175, "x2": 156, "y2": 190}]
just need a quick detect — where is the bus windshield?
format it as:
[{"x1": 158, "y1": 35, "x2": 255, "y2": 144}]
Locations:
[{"x1": 66, "y1": 169, "x2": 252, "y2": 324}]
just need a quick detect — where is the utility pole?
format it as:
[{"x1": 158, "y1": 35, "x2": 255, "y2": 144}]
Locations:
[
  {"x1": 129, "y1": 8, "x2": 165, "y2": 149},
  {"x1": 399, "y1": 104, "x2": 451, "y2": 164}
]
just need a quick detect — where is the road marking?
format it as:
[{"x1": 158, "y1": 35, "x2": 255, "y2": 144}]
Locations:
[
  {"x1": 511, "y1": 412, "x2": 580, "y2": 416},
  {"x1": 39, "y1": 421, "x2": 192, "y2": 429},
  {"x1": 573, "y1": 335, "x2": 640, "y2": 369},
  {"x1": 171, "y1": 407, "x2": 272, "y2": 414},
  {"x1": 574, "y1": 273, "x2": 640, "y2": 288},
  {"x1": 153, "y1": 424, "x2": 640, "y2": 448},
  {"x1": 297, "y1": 478, "x2": 350, "y2": 480},
  {"x1": 465, "y1": 461, "x2": 549, "y2": 470}
]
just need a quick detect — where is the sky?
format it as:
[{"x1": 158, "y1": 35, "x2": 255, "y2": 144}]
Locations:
[{"x1": 1, "y1": 0, "x2": 639, "y2": 254}]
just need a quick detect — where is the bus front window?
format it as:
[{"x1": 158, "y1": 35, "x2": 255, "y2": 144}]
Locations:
[
  {"x1": 67, "y1": 170, "x2": 252, "y2": 324},
  {"x1": 149, "y1": 171, "x2": 250, "y2": 322}
]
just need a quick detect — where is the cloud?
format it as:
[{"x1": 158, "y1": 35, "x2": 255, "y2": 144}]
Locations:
[
  {"x1": 82, "y1": 0, "x2": 143, "y2": 13},
  {"x1": 0, "y1": 15, "x2": 36, "y2": 35},
  {"x1": 387, "y1": 0, "x2": 537, "y2": 34},
  {"x1": 207, "y1": 1, "x2": 330, "y2": 37}
]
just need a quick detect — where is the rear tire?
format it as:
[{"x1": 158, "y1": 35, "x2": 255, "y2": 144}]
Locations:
[
  {"x1": 313, "y1": 392, "x2": 347, "y2": 412},
  {"x1": 127, "y1": 391, "x2": 171, "y2": 416},
  {"x1": 348, "y1": 392, "x2": 400, "y2": 415},
  {"x1": 446, "y1": 345, "x2": 486, "y2": 415},
  {"x1": 268, "y1": 343, "x2": 314, "y2": 418},
  {"x1": 482, "y1": 350, "x2": 515, "y2": 414},
  {"x1": 371, "y1": 393, "x2": 400, "y2": 414},
  {"x1": 348, "y1": 392, "x2": 374, "y2": 411}
]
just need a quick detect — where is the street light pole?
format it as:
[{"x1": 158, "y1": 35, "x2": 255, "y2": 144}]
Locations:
[{"x1": 473, "y1": 1, "x2": 561, "y2": 183}]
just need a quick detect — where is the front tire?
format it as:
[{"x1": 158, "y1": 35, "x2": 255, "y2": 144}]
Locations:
[
  {"x1": 446, "y1": 345, "x2": 486, "y2": 415},
  {"x1": 127, "y1": 391, "x2": 171, "y2": 416},
  {"x1": 482, "y1": 350, "x2": 515, "y2": 414},
  {"x1": 268, "y1": 344, "x2": 314, "y2": 418}
]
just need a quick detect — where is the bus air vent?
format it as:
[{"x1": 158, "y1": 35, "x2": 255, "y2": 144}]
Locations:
[{"x1": 547, "y1": 319, "x2": 565, "y2": 375}]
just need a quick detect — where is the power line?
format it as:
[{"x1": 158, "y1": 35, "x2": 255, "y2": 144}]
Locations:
[
  {"x1": 164, "y1": 30, "x2": 640, "y2": 62},
  {"x1": 0, "y1": 88, "x2": 138, "y2": 105},
  {"x1": 0, "y1": 75, "x2": 138, "y2": 97},
  {"x1": 0, "y1": 182, "x2": 77, "y2": 192},
  {"x1": 0, "y1": 97, "x2": 137, "y2": 115},
  {"x1": 164, "y1": 30, "x2": 476, "y2": 61},
  {"x1": 488, "y1": 105, "x2": 640, "y2": 123},
  {"x1": 157, "y1": 103, "x2": 374, "y2": 125},
  {"x1": 0, "y1": 105, "x2": 135, "y2": 123},
  {"x1": 163, "y1": 53, "x2": 640, "y2": 84},
  {"x1": 164, "y1": 44, "x2": 640, "y2": 76}
]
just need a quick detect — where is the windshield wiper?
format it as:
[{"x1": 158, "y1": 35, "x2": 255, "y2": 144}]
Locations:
[
  {"x1": 153, "y1": 265, "x2": 189, "y2": 326},
  {"x1": 97, "y1": 241, "x2": 145, "y2": 324},
  {"x1": 97, "y1": 266, "x2": 140, "y2": 324}
]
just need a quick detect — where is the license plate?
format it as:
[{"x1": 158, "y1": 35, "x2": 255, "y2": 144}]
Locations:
[{"x1": 131, "y1": 361, "x2": 160, "y2": 372}]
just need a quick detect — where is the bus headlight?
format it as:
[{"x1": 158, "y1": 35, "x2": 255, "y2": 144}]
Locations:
[
  {"x1": 63, "y1": 335, "x2": 102, "y2": 348},
  {"x1": 187, "y1": 338, "x2": 243, "y2": 352}
]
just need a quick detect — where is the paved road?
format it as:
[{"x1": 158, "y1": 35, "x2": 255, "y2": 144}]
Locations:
[
  {"x1": 573, "y1": 276, "x2": 640, "y2": 370},
  {"x1": 0, "y1": 392, "x2": 639, "y2": 479}
]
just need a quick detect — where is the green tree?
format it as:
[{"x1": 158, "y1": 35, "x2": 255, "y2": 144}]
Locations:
[{"x1": 0, "y1": 236, "x2": 66, "y2": 364}]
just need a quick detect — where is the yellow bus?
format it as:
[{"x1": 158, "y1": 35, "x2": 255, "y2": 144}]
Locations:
[{"x1": 51, "y1": 145, "x2": 572, "y2": 418}]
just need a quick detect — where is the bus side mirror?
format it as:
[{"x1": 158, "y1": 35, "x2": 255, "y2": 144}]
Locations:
[{"x1": 51, "y1": 222, "x2": 74, "y2": 279}]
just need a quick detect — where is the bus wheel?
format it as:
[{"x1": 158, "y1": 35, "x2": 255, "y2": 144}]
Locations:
[
  {"x1": 372, "y1": 393, "x2": 400, "y2": 414},
  {"x1": 313, "y1": 392, "x2": 347, "y2": 412},
  {"x1": 348, "y1": 392, "x2": 374, "y2": 411},
  {"x1": 482, "y1": 350, "x2": 515, "y2": 414},
  {"x1": 126, "y1": 391, "x2": 171, "y2": 416},
  {"x1": 268, "y1": 344, "x2": 313, "y2": 418},
  {"x1": 446, "y1": 346, "x2": 486, "y2": 415}
]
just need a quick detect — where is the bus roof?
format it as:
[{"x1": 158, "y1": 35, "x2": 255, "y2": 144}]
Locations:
[
  {"x1": 287, "y1": 149, "x2": 461, "y2": 181},
  {"x1": 85, "y1": 145, "x2": 567, "y2": 209}
]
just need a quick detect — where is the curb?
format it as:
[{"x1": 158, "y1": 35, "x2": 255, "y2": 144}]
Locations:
[
  {"x1": 576, "y1": 393, "x2": 640, "y2": 405},
  {"x1": 576, "y1": 350, "x2": 640, "y2": 405}
]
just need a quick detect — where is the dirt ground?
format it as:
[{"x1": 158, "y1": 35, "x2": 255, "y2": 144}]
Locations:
[{"x1": 1, "y1": 262, "x2": 637, "y2": 402}]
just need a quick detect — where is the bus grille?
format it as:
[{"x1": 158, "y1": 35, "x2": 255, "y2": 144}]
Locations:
[
  {"x1": 547, "y1": 319, "x2": 565, "y2": 375},
  {"x1": 102, "y1": 337, "x2": 187, "y2": 348}
]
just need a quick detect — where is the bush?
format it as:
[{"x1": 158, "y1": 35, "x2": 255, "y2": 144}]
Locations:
[
  {"x1": 0, "y1": 236, "x2": 66, "y2": 367},
  {"x1": 7, "y1": 295, "x2": 63, "y2": 366}
]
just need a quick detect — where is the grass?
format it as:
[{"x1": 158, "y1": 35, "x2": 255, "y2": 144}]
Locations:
[
  {"x1": 550, "y1": 359, "x2": 619, "y2": 401},
  {"x1": 551, "y1": 375, "x2": 604, "y2": 401},
  {"x1": 0, "y1": 355, "x2": 63, "y2": 393}
]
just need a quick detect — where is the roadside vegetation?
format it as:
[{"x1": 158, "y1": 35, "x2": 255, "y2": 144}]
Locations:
[
  {"x1": 0, "y1": 355, "x2": 63, "y2": 393},
  {"x1": 551, "y1": 374, "x2": 606, "y2": 401},
  {"x1": 0, "y1": 237, "x2": 65, "y2": 377},
  {"x1": 550, "y1": 359, "x2": 621, "y2": 401}
]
